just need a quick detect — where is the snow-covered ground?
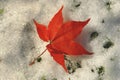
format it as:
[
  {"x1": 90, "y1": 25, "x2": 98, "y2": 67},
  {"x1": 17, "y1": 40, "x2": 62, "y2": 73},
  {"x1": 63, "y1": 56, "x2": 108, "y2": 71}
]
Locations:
[{"x1": 0, "y1": 0, "x2": 120, "y2": 80}]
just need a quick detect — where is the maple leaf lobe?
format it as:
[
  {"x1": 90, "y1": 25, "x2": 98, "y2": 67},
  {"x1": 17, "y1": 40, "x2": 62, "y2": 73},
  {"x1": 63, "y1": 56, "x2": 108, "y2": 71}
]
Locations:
[
  {"x1": 48, "y1": 6, "x2": 63, "y2": 41},
  {"x1": 33, "y1": 19, "x2": 49, "y2": 42}
]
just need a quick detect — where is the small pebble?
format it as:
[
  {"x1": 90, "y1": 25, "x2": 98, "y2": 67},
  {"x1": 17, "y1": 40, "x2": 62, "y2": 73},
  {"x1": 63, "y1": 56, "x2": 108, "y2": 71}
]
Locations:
[
  {"x1": 90, "y1": 31, "x2": 99, "y2": 40},
  {"x1": 37, "y1": 57, "x2": 42, "y2": 62},
  {"x1": 103, "y1": 41, "x2": 113, "y2": 49}
]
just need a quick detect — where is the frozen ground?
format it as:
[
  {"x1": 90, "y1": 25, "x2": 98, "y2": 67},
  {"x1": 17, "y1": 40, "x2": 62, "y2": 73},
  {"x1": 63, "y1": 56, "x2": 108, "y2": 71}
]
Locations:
[{"x1": 0, "y1": 0, "x2": 120, "y2": 80}]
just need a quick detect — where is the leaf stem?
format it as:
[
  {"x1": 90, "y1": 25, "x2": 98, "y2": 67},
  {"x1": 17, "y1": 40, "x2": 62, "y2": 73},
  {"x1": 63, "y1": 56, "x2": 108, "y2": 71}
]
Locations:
[{"x1": 29, "y1": 48, "x2": 47, "y2": 65}]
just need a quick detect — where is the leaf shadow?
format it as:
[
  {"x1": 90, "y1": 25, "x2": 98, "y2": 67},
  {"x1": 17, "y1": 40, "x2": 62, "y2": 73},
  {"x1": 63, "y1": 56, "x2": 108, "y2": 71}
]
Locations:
[
  {"x1": 3, "y1": 22, "x2": 35, "y2": 79},
  {"x1": 76, "y1": 26, "x2": 97, "y2": 54}
]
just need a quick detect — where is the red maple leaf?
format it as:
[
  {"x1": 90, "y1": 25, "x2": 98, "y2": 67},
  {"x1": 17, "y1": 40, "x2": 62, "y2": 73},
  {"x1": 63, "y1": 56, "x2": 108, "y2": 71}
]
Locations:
[{"x1": 31, "y1": 6, "x2": 92, "y2": 72}]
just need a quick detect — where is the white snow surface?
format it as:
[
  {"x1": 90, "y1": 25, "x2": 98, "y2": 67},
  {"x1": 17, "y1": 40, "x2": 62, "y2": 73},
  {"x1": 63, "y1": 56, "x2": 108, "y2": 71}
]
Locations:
[{"x1": 0, "y1": 0, "x2": 120, "y2": 80}]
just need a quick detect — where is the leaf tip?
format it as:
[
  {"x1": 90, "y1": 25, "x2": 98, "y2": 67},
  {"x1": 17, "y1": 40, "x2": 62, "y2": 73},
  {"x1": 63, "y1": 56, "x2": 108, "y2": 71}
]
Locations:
[
  {"x1": 33, "y1": 19, "x2": 37, "y2": 26},
  {"x1": 87, "y1": 52, "x2": 94, "y2": 55},
  {"x1": 86, "y1": 18, "x2": 91, "y2": 23},
  {"x1": 61, "y1": 5, "x2": 64, "y2": 10},
  {"x1": 58, "y1": 5, "x2": 64, "y2": 14}
]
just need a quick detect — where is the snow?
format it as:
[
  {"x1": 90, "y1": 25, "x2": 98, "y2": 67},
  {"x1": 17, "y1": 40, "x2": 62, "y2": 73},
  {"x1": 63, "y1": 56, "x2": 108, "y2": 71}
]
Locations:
[{"x1": 0, "y1": 0, "x2": 120, "y2": 80}]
